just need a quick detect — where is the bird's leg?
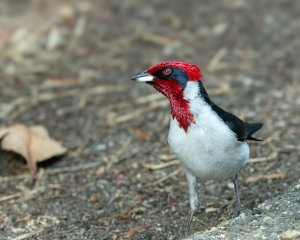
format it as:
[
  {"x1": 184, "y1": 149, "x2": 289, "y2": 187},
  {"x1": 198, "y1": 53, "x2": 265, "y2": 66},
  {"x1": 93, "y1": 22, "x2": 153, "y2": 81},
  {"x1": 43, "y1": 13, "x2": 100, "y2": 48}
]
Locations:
[
  {"x1": 230, "y1": 173, "x2": 242, "y2": 219},
  {"x1": 185, "y1": 170, "x2": 198, "y2": 237}
]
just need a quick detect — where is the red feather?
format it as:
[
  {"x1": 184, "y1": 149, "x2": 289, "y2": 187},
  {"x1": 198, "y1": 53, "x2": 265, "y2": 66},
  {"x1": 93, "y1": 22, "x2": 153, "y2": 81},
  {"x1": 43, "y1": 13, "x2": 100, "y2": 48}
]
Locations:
[
  {"x1": 148, "y1": 61, "x2": 202, "y2": 81},
  {"x1": 153, "y1": 79, "x2": 195, "y2": 132}
]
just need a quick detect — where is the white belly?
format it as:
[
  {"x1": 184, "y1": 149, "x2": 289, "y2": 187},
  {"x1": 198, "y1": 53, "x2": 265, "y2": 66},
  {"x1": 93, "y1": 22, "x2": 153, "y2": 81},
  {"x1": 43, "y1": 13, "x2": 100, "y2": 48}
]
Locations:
[{"x1": 168, "y1": 100, "x2": 249, "y2": 181}]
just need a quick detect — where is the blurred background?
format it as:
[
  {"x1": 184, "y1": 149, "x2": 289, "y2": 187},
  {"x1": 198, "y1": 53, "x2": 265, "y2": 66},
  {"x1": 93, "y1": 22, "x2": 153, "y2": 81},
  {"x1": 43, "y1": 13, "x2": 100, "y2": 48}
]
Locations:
[{"x1": 0, "y1": 0, "x2": 299, "y2": 239}]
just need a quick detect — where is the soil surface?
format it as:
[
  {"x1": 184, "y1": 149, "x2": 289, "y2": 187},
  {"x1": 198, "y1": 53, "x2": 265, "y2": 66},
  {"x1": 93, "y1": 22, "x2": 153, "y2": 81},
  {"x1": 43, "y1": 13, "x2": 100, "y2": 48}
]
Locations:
[
  {"x1": 0, "y1": 0, "x2": 299, "y2": 239},
  {"x1": 190, "y1": 183, "x2": 300, "y2": 240}
]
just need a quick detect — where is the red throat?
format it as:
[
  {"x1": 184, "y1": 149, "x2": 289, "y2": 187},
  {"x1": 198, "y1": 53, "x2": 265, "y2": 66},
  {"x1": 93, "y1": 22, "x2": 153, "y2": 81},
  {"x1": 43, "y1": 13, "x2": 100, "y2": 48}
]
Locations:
[{"x1": 153, "y1": 79, "x2": 195, "y2": 132}]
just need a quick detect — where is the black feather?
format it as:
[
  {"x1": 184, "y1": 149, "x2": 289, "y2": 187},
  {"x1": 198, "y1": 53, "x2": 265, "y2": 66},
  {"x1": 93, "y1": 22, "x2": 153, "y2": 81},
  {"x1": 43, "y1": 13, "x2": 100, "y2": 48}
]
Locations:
[
  {"x1": 247, "y1": 136, "x2": 263, "y2": 141},
  {"x1": 198, "y1": 82, "x2": 263, "y2": 142},
  {"x1": 245, "y1": 122, "x2": 263, "y2": 141}
]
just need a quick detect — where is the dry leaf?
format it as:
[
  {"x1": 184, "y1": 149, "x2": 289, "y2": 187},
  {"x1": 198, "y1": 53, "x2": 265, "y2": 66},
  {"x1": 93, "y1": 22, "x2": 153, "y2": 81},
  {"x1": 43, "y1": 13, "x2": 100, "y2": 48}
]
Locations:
[
  {"x1": 15, "y1": 215, "x2": 31, "y2": 223},
  {"x1": 132, "y1": 128, "x2": 151, "y2": 141},
  {"x1": 0, "y1": 124, "x2": 67, "y2": 178},
  {"x1": 117, "y1": 212, "x2": 136, "y2": 221},
  {"x1": 245, "y1": 172, "x2": 288, "y2": 183},
  {"x1": 125, "y1": 224, "x2": 147, "y2": 238}
]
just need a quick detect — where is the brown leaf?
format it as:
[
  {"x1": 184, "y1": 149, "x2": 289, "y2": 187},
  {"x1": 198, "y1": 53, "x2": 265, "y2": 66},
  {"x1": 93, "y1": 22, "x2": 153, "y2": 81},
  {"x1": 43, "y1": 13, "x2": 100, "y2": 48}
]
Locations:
[
  {"x1": 245, "y1": 172, "x2": 288, "y2": 183},
  {"x1": 132, "y1": 128, "x2": 151, "y2": 141},
  {"x1": 15, "y1": 215, "x2": 30, "y2": 223},
  {"x1": 117, "y1": 212, "x2": 136, "y2": 221},
  {"x1": 125, "y1": 224, "x2": 147, "y2": 238},
  {"x1": 125, "y1": 229, "x2": 135, "y2": 239},
  {"x1": 0, "y1": 124, "x2": 67, "y2": 178}
]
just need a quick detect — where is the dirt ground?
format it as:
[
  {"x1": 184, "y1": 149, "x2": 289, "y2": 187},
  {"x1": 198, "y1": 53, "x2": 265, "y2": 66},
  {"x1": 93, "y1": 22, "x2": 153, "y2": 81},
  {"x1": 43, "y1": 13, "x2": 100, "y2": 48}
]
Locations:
[{"x1": 0, "y1": 0, "x2": 299, "y2": 239}]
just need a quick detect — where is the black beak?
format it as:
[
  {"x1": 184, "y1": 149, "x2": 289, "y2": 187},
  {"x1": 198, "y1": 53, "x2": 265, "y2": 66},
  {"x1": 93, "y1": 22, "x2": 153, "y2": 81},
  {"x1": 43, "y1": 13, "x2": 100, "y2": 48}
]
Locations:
[{"x1": 131, "y1": 71, "x2": 154, "y2": 82}]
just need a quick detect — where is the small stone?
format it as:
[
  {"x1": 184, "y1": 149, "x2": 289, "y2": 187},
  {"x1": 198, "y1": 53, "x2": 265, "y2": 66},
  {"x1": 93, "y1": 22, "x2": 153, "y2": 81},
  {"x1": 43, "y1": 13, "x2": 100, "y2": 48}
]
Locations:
[
  {"x1": 239, "y1": 212, "x2": 246, "y2": 220},
  {"x1": 82, "y1": 213, "x2": 92, "y2": 221},
  {"x1": 272, "y1": 90, "x2": 284, "y2": 98},
  {"x1": 80, "y1": 228, "x2": 86, "y2": 235},
  {"x1": 253, "y1": 229, "x2": 263, "y2": 238},
  {"x1": 47, "y1": 27, "x2": 63, "y2": 50},
  {"x1": 262, "y1": 216, "x2": 272, "y2": 222},
  {"x1": 132, "y1": 162, "x2": 138, "y2": 169},
  {"x1": 280, "y1": 230, "x2": 300, "y2": 239},
  {"x1": 59, "y1": 5, "x2": 75, "y2": 22},
  {"x1": 264, "y1": 204, "x2": 271, "y2": 211},
  {"x1": 12, "y1": 28, "x2": 27, "y2": 43},
  {"x1": 227, "y1": 182, "x2": 234, "y2": 189},
  {"x1": 89, "y1": 194, "x2": 101, "y2": 204},
  {"x1": 213, "y1": 22, "x2": 228, "y2": 36},
  {"x1": 74, "y1": 16, "x2": 86, "y2": 37},
  {"x1": 95, "y1": 144, "x2": 107, "y2": 151}
]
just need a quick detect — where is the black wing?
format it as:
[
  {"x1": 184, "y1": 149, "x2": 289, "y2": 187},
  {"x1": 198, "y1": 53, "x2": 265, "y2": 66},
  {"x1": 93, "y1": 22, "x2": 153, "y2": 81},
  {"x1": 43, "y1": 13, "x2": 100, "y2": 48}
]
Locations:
[
  {"x1": 244, "y1": 122, "x2": 263, "y2": 141},
  {"x1": 210, "y1": 102, "x2": 248, "y2": 141},
  {"x1": 198, "y1": 82, "x2": 263, "y2": 142}
]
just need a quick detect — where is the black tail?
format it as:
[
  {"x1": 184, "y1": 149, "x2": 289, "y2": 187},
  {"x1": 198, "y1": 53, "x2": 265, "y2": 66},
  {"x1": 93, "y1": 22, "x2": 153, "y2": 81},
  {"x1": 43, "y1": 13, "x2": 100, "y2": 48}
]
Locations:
[{"x1": 245, "y1": 122, "x2": 263, "y2": 141}]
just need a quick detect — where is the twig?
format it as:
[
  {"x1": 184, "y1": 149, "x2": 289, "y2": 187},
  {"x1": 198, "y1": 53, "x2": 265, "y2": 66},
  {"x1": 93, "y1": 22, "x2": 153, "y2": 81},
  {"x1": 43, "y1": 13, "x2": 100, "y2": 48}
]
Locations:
[
  {"x1": 0, "y1": 148, "x2": 141, "y2": 183},
  {"x1": 98, "y1": 194, "x2": 121, "y2": 217},
  {"x1": 249, "y1": 151, "x2": 278, "y2": 163},
  {"x1": 281, "y1": 145, "x2": 300, "y2": 152},
  {"x1": 142, "y1": 160, "x2": 179, "y2": 170},
  {"x1": 32, "y1": 85, "x2": 125, "y2": 103},
  {"x1": 245, "y1": 172, "x2": 288, "y2": 183},
  {"x1": 146, "y1": 168, "x2": 182, "y2": 186},
  {"x1": 45, "y1": 162, "x2": 103, "y2": 176},
  {"x1": 113, "y1": 100, "x2": 169, "y2": 124},
  {"x1": 0, "y1": 85, "x2": 126, "y2": 119},
  {"x1": 115, "y1": 138, "x2": 132, "y2": 159},
  {"x1": 108, "y1": 138, "x2": 132, "y2": 166},
  {"x1": 249, "y1": 144, "x2": 300, "y2": 163},
  {"x1": 102, "y1": 93, "x2": 164, "y2": 112},
  {"x1": 0, "y1": 98, "x2": 28, "y2": 119},
  {"x1": 0, "y1": 161, "x2": 102, "y2": 183},
  {"x1": 207, "y1": 47, "x2": 228, "y2": 71},
  {"x1": 135, "y1": 93, "x2": 165, "y2": 104},
  {"x1": 11, "y1": 229, "x2": 44, "y2": 240},
  {"x1": 208, "y1": 83, "x2": 230, "y2": 95},
  {"x1": 0, "y1": 193, "x2": 22, "y2": 202},
  {"x1": 134, "y1": 33, "x2": 172, "y2": 46},
  {"x1": 159, "y1": 154, "x2": 177, "y2": 161}
]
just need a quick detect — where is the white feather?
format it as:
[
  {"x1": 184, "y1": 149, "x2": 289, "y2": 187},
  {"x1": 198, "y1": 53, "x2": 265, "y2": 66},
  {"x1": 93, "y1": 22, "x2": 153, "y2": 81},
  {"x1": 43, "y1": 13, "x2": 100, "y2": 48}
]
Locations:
[{"x1": 168, "y1": 82, "x2": 249, "y2": 181}]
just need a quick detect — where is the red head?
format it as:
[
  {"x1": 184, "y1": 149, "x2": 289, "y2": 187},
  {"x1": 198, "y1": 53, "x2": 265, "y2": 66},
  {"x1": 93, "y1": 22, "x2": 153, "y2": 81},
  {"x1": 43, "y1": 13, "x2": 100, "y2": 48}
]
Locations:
[
  {"x1": 131, "y1": 61, "x2": 203, "y2": 132},
  {"x1": 147, "y1": 61, "x2": 202, "y2": 81}
]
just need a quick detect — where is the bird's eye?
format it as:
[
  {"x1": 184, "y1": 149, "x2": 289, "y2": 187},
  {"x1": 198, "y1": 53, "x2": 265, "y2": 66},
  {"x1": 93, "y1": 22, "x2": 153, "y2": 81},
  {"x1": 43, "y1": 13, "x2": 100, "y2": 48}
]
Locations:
[{"x1": 162, "y1": 67, "x2": 172, "y2": 76}]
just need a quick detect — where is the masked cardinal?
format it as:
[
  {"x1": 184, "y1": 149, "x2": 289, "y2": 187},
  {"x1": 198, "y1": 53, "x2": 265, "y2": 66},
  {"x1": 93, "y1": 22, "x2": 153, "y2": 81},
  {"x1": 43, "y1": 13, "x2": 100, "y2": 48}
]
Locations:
[{"x1": 131, "y1": 61, "x2": 263, "y2": 236}]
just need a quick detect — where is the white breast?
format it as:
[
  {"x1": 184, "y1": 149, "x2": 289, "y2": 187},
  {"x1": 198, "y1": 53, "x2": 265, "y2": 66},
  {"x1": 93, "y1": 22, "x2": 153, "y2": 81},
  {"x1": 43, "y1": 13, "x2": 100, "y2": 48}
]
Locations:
[{"x1": 167, "y1": 82, "x2": 249, "y2": 181}]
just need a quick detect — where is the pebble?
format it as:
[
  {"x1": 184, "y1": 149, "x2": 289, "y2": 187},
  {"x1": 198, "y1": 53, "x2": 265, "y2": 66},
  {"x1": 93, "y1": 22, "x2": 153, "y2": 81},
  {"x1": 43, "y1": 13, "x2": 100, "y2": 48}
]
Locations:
[
  {"x1": 80, "y1": 228, "x2": 86, "y2": 235},
  {"x1": 47, "y1": 27, "x2": 63, "y2": 50},
  {"x1": 280, "y1": 230, "x2": 300, "y2": 239},
  {"x1": 294, "y1": 184, "x2": 300, "y2": 190}
]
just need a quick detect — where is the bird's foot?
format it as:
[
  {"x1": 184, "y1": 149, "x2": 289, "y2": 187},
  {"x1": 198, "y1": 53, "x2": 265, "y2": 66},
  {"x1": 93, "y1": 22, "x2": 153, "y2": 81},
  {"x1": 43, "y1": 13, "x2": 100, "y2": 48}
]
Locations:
[
  {"x1": 229, "y1": 205, "x2": 242, "y2": 219},
  {"x1": 185, "y1": 209, "x2": 195, "y2": 238}
]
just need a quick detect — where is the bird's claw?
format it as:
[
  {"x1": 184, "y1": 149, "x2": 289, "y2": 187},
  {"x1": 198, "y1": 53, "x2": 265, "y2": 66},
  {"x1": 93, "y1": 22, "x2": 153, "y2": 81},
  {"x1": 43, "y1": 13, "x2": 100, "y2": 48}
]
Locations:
[
  {"x1": 229, "y1": 205, "x2": 242, "y2": 219},
  {"x1": 185, "y1": 209, "x2": 195, "y2": 237}
]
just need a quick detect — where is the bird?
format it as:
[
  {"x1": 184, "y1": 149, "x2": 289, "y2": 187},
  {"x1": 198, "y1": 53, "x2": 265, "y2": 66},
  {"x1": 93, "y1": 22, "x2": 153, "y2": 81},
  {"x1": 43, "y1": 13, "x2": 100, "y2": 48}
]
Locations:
[{"x1": 131, "y1": 61, "x2": 263, "y2": 236}]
